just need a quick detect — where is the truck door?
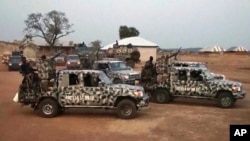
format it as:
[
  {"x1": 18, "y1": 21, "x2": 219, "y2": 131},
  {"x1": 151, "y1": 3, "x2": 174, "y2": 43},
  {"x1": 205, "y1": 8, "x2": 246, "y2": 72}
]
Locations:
[
  {"x1": 189, "y1": 70, "x2": 209, "y2": 97},
  {"x1": 171, "y1": 69, "x2": 188, "y2": 96}
]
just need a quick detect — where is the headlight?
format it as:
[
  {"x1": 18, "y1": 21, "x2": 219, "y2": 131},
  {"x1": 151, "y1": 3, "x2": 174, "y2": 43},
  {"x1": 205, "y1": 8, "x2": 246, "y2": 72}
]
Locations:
[
  {"x1": 77, "y1": 61, "x2": 80, "y2": 64},
  {"x1": 9, "y1": 63, "x2": 12, "y2": 66},
  {"x1": 67, "y1": 62, "x2": 70, "y2": 64},
  {"x1": 19, "y1": 63, "x2": 22, "y2": 66},
  {"x1": 232, "y1": 86, "x2": 241, "y2": 92},
  {"x1": 120, "y1": 75, "x2": 129, "y2": 80},
  {"x1": 134, "y1": 91, "x2": 143, "y2": 97}
]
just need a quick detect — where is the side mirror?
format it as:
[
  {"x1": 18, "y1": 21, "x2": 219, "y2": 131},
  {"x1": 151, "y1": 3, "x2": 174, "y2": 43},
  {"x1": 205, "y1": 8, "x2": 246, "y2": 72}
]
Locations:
[
  {"x1": 98, "y1": 81, "x2": 105, "y2": 87},
  {"x1": 128, "y1": 66, "x2": 133, "y2": 70}
]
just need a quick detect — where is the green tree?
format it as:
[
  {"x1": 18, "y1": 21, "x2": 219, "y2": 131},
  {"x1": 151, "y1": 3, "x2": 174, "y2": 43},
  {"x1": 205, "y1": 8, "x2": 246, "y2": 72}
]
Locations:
[
  {"x1": 119, "y1": 25, "x2": 140, "y2": 39},
  {"x1": 24, "y1": 10, "x2": 74, "y2": 48}
]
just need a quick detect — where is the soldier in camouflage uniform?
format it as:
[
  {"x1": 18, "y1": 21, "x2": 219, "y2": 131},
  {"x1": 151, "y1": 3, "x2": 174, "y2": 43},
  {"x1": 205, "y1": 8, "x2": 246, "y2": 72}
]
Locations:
[
  {"x1": 20, "y1": 56, "x2": 40, "y2": 94},
  {"x1": 141, "y1": 62, "x2": 154, "y2": 90}
]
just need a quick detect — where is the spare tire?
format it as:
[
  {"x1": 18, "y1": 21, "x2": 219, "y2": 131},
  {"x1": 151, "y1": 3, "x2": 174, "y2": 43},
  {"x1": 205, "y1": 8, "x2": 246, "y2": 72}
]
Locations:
[
  {"x1": 126, "y1": 59, "x2": 135, "y2": 68},
  {"x1": 130, "y1": 50, "x2": 140, "y2": 63}
]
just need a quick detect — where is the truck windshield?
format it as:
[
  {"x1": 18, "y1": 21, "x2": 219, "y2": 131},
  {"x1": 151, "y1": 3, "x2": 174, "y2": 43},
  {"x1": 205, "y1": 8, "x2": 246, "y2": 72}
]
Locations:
[
  {"x1": 10, "y1": 56, "x2": 21, "y2": 62},
  {"x1": 203, "y1": 69, "x2": 214, "y2": 80},
  {"x1": 109, "y1": 62, "x2": 129, "y2": 71},
  {"x1": 67, "y1": 55, "x2": 79, "y2": 60},
  {"x1": 98, "y1": 71, "x2": 112, "y2": 84}
]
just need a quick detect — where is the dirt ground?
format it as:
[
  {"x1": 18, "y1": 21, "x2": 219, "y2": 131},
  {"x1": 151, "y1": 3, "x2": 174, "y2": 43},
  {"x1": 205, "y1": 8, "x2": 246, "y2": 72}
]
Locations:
[{"x1": 0, "y1": 54, "x2": 249, "y2": 141}]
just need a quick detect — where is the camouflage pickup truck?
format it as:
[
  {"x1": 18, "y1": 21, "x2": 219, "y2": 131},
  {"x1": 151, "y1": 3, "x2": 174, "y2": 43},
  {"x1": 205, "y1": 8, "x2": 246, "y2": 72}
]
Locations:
[
  {"x1": 14, "y1": 67, "x2": 149, "y2": 119},
  {"x1": 148, "y1": 66, "x2": 246, "y2": 108}
]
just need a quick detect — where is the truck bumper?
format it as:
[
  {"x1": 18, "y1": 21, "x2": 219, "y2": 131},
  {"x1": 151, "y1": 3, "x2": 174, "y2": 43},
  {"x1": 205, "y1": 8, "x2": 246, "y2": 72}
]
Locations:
[
  {"x1": 137, "y1": 94, "x2": 150, "y2": 108},
  {"x1": 233, "y1": 90, "x2": 246, "y2": 99},
  {"x1": 124, "y1": 79, "x2": 140, "y2": 85}
]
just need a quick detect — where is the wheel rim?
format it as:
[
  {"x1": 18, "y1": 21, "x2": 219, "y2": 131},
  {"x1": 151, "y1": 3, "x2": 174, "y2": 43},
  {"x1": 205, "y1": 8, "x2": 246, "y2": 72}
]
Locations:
[
  {"x1": 121, "y1": 105, "x2": 132, "y2": 116},
  {"x1": 157, "y1": 93, "x2": 165, "y2": 103},
  {"x1": 43, "y1": 104, "x2": 54, "y2": 115},
  {"x1": 221, "y1": 97, "x2": 232, "y2": 107}
]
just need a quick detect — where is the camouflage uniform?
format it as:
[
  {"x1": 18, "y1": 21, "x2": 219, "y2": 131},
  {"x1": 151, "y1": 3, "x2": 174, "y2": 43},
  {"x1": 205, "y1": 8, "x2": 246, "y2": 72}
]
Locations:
[{"x1": 141, "y1": 63, "x2": 154, "y2": 90}]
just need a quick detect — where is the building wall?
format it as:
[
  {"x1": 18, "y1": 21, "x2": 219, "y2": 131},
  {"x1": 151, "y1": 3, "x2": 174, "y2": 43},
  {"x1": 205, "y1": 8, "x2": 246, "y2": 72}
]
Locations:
[
  {"x1": 0, "y1": 42, "x2": 19, "y2": 55},
  {"x1": 137, "y1": 47, "x2": 157, "y2": 63},
  {"x1": 23, "y1": 46, "x2": 38, "y2": 59},
  {"x1": 38, "y1": 47, "x2": 75, "y2": 56}
]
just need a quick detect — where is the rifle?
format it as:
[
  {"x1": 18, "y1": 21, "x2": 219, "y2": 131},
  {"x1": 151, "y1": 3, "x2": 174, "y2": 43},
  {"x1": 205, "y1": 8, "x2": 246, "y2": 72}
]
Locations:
[{"x1": 168, "y1": 47, "x2": 182, "y2": 59}]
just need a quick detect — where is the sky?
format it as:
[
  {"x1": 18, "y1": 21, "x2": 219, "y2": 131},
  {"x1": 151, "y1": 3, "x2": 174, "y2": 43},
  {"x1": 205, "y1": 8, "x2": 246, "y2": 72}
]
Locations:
[{"x1": 0, "y1": 0, "x2": 249, "y2": 49}]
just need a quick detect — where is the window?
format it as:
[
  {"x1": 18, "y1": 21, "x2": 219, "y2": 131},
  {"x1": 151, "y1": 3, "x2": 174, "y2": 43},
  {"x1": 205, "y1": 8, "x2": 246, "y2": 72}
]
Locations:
[
  {"x1": 98, "y1": 63, "x2": 109, "y2": 70},
  {"x1": 83, "y1": 73, "x2": 101, "y2": 87},
  {"x1": 190, "y1": 70, "x2": 203, "y2": 81},
  {"x1": 178, "y1": 70, "x2": 187, "y2": 80},
  {"x1": 69, "y1": 74, "x2": 80, "y2": 85},
  {"x1": 109, "y1": 62, "x2": 129, "y2": 71}
]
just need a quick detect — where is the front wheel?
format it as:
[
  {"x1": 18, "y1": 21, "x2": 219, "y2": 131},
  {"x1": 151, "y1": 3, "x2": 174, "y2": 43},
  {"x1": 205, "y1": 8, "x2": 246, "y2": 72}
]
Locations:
[
  {"x1": 217, "y1": 92, "x2": 235, "y2": 108},
  {"x1": 38, "y1": 99, "x2": 59, "y2": 118},
  {"x1": 117, "y1": 99, "x2": 137, "y2": 119},
  {"x1": 113, "y1": 78, "x2": 122, "y2": 84}
]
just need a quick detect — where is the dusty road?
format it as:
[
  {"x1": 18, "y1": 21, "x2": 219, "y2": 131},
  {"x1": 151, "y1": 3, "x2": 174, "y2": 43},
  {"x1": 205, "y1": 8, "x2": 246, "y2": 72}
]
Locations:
[{"x1": 0, "y1": 54, "x2": 249, "y2": 141}]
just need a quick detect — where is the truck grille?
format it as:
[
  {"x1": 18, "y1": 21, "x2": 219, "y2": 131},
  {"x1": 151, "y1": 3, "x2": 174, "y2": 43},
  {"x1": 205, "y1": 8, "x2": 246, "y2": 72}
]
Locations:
[{"x1": 129, "y1": 74, "x2": 140, "y2": 79}]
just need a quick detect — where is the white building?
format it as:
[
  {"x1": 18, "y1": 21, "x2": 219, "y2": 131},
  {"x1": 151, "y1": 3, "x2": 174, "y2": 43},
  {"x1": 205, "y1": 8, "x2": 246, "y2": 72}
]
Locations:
[
  {"x1": 227, "y1": 46, "x2": 248, "y2": 52},
  {"x1": 102, "y1": 37, "x2": 158, "y2": 62},
  {"x1": 199, "y1": 45, "x2": 226, "y2": 52}
]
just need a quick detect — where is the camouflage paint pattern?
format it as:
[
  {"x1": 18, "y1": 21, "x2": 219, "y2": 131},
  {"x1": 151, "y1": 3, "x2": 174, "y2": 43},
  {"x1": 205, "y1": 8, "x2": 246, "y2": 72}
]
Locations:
[
  {"x1": 152, "y1": 67, "x2": 245, "y2": 99},
  {"x1": 18, "y1": 69, "x2": 149, "y2": 108}
]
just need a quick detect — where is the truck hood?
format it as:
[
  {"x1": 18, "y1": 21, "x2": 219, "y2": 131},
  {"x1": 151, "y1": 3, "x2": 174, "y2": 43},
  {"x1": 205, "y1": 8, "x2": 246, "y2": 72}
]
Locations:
[
  {"x1": 209, "y1": 79, "x2": 242, "y2": 86},
  {"x1": 110, "y1": 84, "x2": 144, "y2": 91},
  {"x1": 211, "y1": 72, "x2": 225, "y2": 80},
  {"x1": 112, "y1": 70, "x2": 139, "y2": 75}
]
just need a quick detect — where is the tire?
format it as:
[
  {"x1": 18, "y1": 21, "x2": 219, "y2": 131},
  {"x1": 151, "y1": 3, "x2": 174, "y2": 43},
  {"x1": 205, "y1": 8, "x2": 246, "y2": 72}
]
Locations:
[
  {"x1": 130, "y1": 50, "x2": 140, "y2": 63},
  {"x1": 117, "y1": 99, "x2": 137, "y2": 119},
  {"x1": 217, "y1": 92, "x2": 235, "y2": 108},
  {"x1": 113, "y1": 78, "x2": 122, "y2": 84},
  {"x1": 155, "y1": 89, "x2": 171, "y2": 104},
  {"x1": 38, "y1": 99, "x2": 59, "y2": 118}
]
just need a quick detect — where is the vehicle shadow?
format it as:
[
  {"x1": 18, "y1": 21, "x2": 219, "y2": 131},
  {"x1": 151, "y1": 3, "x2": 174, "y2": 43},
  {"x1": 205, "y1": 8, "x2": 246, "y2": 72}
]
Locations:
[
  {"x1": 151, "y1": 97, "x2": 248, "y2": 109},
  {"x1": 177, "y1": 99, "x2": 248, "y2": 109}
]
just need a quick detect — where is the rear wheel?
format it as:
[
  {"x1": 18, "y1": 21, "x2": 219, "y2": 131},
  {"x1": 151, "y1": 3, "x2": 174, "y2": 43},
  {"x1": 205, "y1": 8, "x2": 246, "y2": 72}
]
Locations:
[
  {"x1": 155, "y1": 89, "x2": 171, "y2": 104},
  {"x1": 38, "y1": 99, "x2": 59, "y2": 118},
  {"x1": 117, "y1": 99, "x2": 137, "y2": 119},
  {"x1": 217, "y1": 92, "x2": 235, "y2": 108}
]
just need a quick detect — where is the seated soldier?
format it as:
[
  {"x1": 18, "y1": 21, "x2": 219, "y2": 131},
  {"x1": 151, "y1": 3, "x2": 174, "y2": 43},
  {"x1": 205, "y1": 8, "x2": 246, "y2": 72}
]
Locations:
[
  {"x1": 69, "y1": 74, "x2": 79, "y2": 85},
  {"x1": 84, "y1": 73, "x2": 92, "y2": 86},
  {"x1": 20, "y1": 57, "x2": 38, "y2": 85}
]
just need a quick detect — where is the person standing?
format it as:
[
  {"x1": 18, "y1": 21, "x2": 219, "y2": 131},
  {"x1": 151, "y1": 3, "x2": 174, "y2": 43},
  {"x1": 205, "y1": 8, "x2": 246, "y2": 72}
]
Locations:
[{"x1": 145, "y1": 56, "x2": 154, "y2": 69}]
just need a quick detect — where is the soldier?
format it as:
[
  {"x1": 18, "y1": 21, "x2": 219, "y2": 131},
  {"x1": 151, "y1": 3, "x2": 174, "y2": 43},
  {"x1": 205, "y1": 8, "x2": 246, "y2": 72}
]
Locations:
[
  {"x1": 140, "y1": 63, "x2": 153, "y2": 90},
  {"x1": 20, "y1": 57, "x2": 38, "y2": 80},
  {"x1": 145, "y1": 56, "x2": 154, "y2": 69},
  {"x1": 20, "y1": 56, "x2": 39, "y2": 93}
]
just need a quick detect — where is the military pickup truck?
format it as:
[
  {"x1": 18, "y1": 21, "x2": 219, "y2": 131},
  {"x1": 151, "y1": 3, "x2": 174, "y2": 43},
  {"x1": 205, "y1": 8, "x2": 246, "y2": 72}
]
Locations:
[
  {"x1": 149, "y1": 66, "x2": 246, "y2": 108},
  {"x1": 92, "y1": 59, "x2": 140, "y2": 85},
  {"x1": 13, "y1": 61, "x2": 149, "y2": 119},
  {"x1": 140, "y1": 48, "x2": 246, "y2": 108}
]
